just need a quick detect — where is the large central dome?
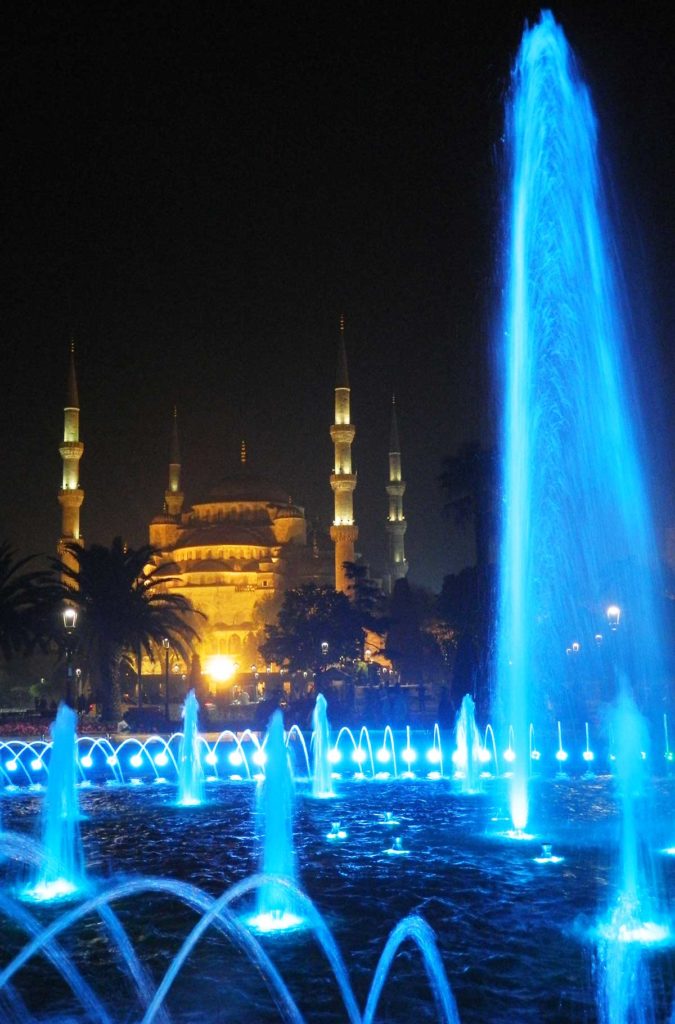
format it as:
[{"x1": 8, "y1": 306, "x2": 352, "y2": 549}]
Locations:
[{"x1": 202, "y1": 465, "x2": 292, "y2": 506}]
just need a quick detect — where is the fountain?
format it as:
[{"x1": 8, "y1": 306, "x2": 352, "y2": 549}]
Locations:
[
  {"x1": 0, "y1": 13, "x2": 673, "y2": 1023},
  {"x1": 496, "y1": 11, "x2": 669, "y2": 1022},
  {"x1": 24, "y1": 703, "x2": 84, "y2": 901},
  {"x1": 496, "y1": 10, "x2": 665, "y2": 828},
  {"x1": 452, "y1": 694, "x2": 482, "y2": 792},
  {"x1": 249, "y1": 710, "x2": 301, "y2": 932},
  {"x1": 177, "y1": 689, "x2": 204, "y2": 807},
  {"x1": 311, "y1": 693, "x2": 334, "y2": 798}
]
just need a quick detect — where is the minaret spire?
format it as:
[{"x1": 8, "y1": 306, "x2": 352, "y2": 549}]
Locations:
[
  {"x1": 165, "y1": 405, "x2": 184, "y2": 517},
  {"x1": 385, "y1": 393, "x2": 408, "y2": 593},
  {"x1": 330, "y1": 314, "x2": 358, "y2": 594},
  {"x1": 58, "y1": 341, "x2": 85, "y2": 575}
]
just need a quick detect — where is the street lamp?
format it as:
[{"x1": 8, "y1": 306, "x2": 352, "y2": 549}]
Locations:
[
  {"x1": 162, "y1": 638, "x2": 170, "y2": 725},
  {"x1": 63, "y1": 607, "x2": 78, "y2": 707}
]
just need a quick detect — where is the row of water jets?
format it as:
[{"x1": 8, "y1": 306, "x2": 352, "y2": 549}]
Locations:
[{"x1": 3, "y1": 695, "x2": 674, "y2": 789}]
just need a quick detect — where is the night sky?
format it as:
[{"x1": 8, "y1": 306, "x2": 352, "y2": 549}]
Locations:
[{"x1": 3, "y1": 2, "x2": 673, "y2": 591}]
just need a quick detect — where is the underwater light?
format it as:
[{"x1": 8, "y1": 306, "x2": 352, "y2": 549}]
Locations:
[
  {"x1": 451, "y1": 750, "x2": 461, "y2": 765},
  {"x1": 401, "y1": 747, "x2": 417, "y2": 764},
  {"x1": 582, "y1": 750, "x2": 595, "y2": 762},
  {"x1": 352, "y1": 748, "x2": 366, "y2": 765},
  {"x1": 327, "y1": 821, "x2": 347, "y2": 840},
  {"x1": 80, "y1": 755, "x2": 93, "y2": 769},
  {"x1": 534, "y1": 843, "x2": 564, "y2": 864},
  {"x1": 204, "y1": 751, "x2": 217, "y2": 766},
  {"x1": 599, "y1": 920, "x2": 670, "y2": 946},
  {"x1": 666, "y1": 752, "x2": 674, "y2": 762},
  {"x1": 129, "y1": 753, "x2": 143, "y2": 769},
  {"x1": 328, "y1": 747, "x2": 341, "y2": 764},
  {"x1": 530, "y1": 749, "x2": 541, "y2": 761},
  {"x1": 228, "y1": 750, "x2": 243, "y2": 767},
  {"x1": 385, "y1": 837, "x2": 409, "y2": 856},
  {"x1": 6, "y1": 759, "x2": 18, "y2": 772},
  {"x1": 503, "y1": 748, "x2": 516, "y2": 763},
  {"x1": 251, "y1": 749, "x2": 267, "y2": 767},
  {"x1": 479, "y1": 748, "x2": 491, "y2": 763},
  {"x1": 555, "y1": 750, "x2": 568, "y2": 762},
  {"x1": 376, "y1": 747, "x2": 391, "y2": 764},
  {"x1": 154, "y1": 752, "x2": 168, "y2": 768},
  {"x1": 24, "y1": 878, "x2": 79, "y2": 902},
  {"x1": 30, "y1": 758, "x2": 43, "y2": 772},
  {"x1": 426, "y1": 748, "x2": 441, "y2": 764},
  {"x1": 247, "y1": 911, "x2": 304, "y2": 934},
  {"x1": 106, "y1": 755, "x2": 118, "y2": 767}
]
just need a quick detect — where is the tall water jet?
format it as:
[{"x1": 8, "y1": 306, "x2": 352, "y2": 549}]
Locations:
[
  {"x1": 453, "y1": 694, "x2": 482, "y2": 793},
  {"x1": 595, "y1": 687, "x2": 668, "y2": 1024},
  {"x1": 177, "y1": 689, "x2": 204, "y2": 807},
  {"x1": 311, "y1": 693, "x2": 334, "y2": 798},
  {"x1": 496, "y1": 12, "x2": 665, "y2": 832},
  {"x1": 250, "y1": 710, "x2": 301, "y2": 931},
  {"x1": 25, "y1": 703, "x2": 84, "y2": 901}
]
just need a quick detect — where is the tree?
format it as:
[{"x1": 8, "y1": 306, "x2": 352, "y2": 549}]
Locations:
[
  {"x1": 56, "y1": 538, "x2": 202, "y2": 723},
  {"x1": 343, "y1": 561, "x2": 386, "y2": 631},
  {"x1": 0, "y1": 543, "x2": 60, "y2": 660},
  {"x1": 436, "y1": 564, "x2": 496, "y2": 715},
  {"x1": 439, "y1": 443, "x2": 498, "y2": 568},
  {"x1": 259, "y1": 583, "x2": 362, "y2": 675}
]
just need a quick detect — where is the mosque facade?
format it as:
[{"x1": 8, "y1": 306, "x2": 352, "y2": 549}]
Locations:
[{"x1": 58, "y1": 322, "x2": 408, "y2": 686}]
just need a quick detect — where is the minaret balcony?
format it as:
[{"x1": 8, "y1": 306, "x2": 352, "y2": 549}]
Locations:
[
  {"x1": 59, "y1": 441, "x2": 84, "y2": 461},
  {"x1": 330, "y1": 424, "x2": 355, "y2": 445}
]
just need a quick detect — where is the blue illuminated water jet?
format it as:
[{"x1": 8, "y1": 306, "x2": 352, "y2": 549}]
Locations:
[
  {"x1": 453, "y1": 694, "x2": 482, "y2": 793},
  {"x1": 177, "y1": 690, "x2": 204, "y2": 807},
  {"x1": 496, "y1": 11, "x2": 665, "y2": 832},
  {"x1": 311, "y1": 693, "x2": 334, "y2": 798},
  {"x1": 250, "y1": 710, "x2": 301, "y2": 932},
  {"x1": 24, "y1": 704, "x2": 84, "y2": 901}
]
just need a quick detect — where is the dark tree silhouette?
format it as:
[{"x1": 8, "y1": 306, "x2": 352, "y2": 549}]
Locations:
[
  {"x1": 55, "y1": 538, "x2": 202, "y2": 723},
  {"x1": 439, "y1": 443, "x2": 498, "y2": 568},
  {"x1": 259, "y1": 583, "x2": 362, "y2": 675},
  {"x1": 0, "y1": 543, "x2": 60, "y2": 660}
]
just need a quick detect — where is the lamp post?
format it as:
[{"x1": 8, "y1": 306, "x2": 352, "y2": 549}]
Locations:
[
  {"x1": 162, "y1": 637, "x2": 170, "y2": 725},
  {"x1": 75, "y1": 668, "x2": 83, "y2": 713},
  {"x1": 63, "y1": 607, "x2": 78, "y2": 707}
]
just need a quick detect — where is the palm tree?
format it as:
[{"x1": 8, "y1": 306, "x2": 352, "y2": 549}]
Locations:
[
  {"x1": 439, "y1": 443, "x2": 498, "y2": 568},
  {"x1": 56, "y1": 538, "x2": 202, "y2": 723},
  {"x1": 0, "y1": 542, "x2": 60, "y2": 660}
]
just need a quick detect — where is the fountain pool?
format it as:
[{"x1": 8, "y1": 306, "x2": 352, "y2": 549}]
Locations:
[{"x1": 2, "y1": 772, "x2": 675, "y2": 1022}]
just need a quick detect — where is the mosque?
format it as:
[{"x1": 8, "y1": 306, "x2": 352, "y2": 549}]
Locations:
[{"x1": 57, "y1": 319, "x2": 409, "y2": 689}]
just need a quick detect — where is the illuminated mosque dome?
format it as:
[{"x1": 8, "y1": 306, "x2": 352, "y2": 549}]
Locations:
[{"x1": 149, "y1": 445, "x2": 333, "y2": 679}]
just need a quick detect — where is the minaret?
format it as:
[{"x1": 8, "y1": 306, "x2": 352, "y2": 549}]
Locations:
[
  {"x1": 57, "y1": 341, "x2": 84, "y2": 573},
  {"x1": 165, "y1": 406, "x2": 184, "y2": 517},
  {"x1": 330, "y1": 314, "x2": 358, "y2": 594},
  {"x1": 385, "y1": 394, "x2": 408, "y2": 593},
  {"x1": 150, "y1": 407, "x2": 184, "y2": 549}
]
